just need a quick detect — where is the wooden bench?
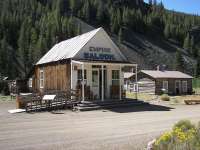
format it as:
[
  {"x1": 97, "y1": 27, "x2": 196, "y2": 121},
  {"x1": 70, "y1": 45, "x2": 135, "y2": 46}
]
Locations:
[{"x1": 184, "y1": 100, "x2": 200, "y2": 105}]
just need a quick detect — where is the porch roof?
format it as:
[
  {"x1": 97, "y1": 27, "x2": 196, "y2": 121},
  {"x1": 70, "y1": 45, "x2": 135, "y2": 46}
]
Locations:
[{"x1": 71, "y1": 60, "x2": 137, "y2": 67}]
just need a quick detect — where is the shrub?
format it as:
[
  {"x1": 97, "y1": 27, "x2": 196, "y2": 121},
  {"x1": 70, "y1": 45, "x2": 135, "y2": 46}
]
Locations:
[
  {"x1": 154, "y1": 120, "x2": 200, "y2": 150},
  {"x1": 161, "y1": 94, "x2": 170, "y2": 101},
  {"x1": 0, "y1": 81, "x2": 10, "y2": 96},
  {"x1": 173, "y1": 120, "x2": 195, "y2": 132}
]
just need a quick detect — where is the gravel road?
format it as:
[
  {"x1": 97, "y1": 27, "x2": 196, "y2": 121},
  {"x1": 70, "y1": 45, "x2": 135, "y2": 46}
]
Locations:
[{"x1": 1, "y1": 101, "x2": 200, "y2": 150}]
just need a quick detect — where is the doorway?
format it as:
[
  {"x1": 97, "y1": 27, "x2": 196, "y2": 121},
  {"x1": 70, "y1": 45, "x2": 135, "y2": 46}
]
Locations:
[
  {"x1": 175, "y1": 80, "x2": 181, "y2": 95},
  {"x1": 99, "y1": 69, "x2": 107, "y2": 100},
  {"x1": 92, "y1": 69, "x2": 99, "y2": 99}
]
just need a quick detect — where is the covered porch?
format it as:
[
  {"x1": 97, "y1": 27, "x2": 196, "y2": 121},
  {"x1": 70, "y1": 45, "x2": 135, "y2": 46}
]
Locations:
[{"x1": 71, "y1": 60, "x2": 138, "y2": 102}]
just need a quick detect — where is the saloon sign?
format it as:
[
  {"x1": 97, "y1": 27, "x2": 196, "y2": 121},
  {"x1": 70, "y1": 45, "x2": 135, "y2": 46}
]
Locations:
[{"x1": 84, "y1": 47, "x2": 115, "y2": 61}]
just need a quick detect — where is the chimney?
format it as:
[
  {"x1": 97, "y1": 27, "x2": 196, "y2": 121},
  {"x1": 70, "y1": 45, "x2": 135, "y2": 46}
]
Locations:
[
  {"x1": 157, "y1": 65, "x2": 166, "y2": 71},
  {"x1": 157, "y1": 65, "x2": 160, "y2": 71}
]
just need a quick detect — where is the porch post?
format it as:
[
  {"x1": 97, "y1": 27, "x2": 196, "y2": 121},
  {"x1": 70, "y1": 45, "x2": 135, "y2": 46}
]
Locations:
[
  {"x1": 70, "y1": 61, "x2": 73, "y2": 90},
  {"x1": 82, "y1": 64, "x2": 85, "y2": 102},
  {"x1": 119, "y1": 65, "x2": 122, "y2": 100},
  {"x1": 135, "y1": 65, "x2": 138, "y2": 100},
  {"x1": 101, "y1": 65, "x2": 104, "y2": 101}
]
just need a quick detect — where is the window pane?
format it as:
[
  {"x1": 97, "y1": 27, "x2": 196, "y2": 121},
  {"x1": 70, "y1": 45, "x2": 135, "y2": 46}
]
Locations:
[
  {"x1": 112, "y1": 70, "x2": 119, "y2": 79},
  {"x1": 40, "y1": 69, "x2": 44, "y2": 88},
  {"x1": 182, "y1": 81, "x2": 187, "y2": 92},
  {"x1": 112, "y1": 80, "x2": 119, "y2": 86},
  {"x1": 29, "y1": 78, "x2": 32, "y2": 88},
  {"x1": 92, "y1": 71, "x2": 98, "y2": 87},
  {"x1": 78, "y1": 70, "x2": 87, "y2": 80},
  {"x1": 163, "y1": 81, "x2": 168, "y2": 91}
]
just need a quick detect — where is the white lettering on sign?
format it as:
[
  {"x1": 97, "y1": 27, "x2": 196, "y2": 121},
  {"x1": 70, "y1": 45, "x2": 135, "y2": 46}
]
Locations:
[{"x1": 89, "y1": 47, "x2": 111, "y2": 53}]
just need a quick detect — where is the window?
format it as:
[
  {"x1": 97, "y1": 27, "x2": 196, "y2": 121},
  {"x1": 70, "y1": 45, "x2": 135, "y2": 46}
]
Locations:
[
  {"x1": 162, "y1": 81, "x2": 168, "y2": 92},
  {"x1": 40, "y1": 69, "x2": 44, "y2": 88},
  {"x1": 182, "y1": 81, "x2": 187, "y2": 93},
  {"x1": 112, "y1": 70, "x2": 120, "y2": 86},
  {"x1": 77, "y1": 70, "x2": 87, "y2": 80},
  {"x1": 29, "y1": 78, "x2": 32, "y2": 88},
  {"x1": 92, "y1": 70, "x2": 98, "y2": 87}
]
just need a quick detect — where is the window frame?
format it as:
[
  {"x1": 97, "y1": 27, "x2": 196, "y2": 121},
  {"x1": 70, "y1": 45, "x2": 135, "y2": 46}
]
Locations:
[
  {"x1": 112, "y1": 70, "x2": 120, "y2": 86},
  {"x1": 182, "y1": 81, "x2": 188, "y2": 93},
  {"x1": 29, "y1": 78, "x2": 33, "y2": 88},
  {"x1": 39, "y1": 68, "x2": 44, "y2": 89},
  {"x1": 162, "y1": 80, "x2": 168, "y2": 92},
  {"x1": 77, "y1": 69, "x2": 87, "y2": 80},
  {"x1": 92, "y1": 69, "x2": 99, "y2": 87}
]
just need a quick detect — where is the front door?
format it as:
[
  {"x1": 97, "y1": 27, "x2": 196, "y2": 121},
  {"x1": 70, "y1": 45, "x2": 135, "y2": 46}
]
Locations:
[
  {"x1": 92, "y1": 69, "x2": 99, "y2": 99},
  {"x1": 175, "y1": 80, "x2": 181, "y2": 94}
]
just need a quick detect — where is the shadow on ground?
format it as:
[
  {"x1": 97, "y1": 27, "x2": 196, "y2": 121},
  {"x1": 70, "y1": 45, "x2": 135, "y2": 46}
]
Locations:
[{"x1": 104, "y1": 104, "x2": 174, "y2": 113}]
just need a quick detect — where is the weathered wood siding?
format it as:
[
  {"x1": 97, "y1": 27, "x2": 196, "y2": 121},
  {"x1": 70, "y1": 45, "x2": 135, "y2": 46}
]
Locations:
[
  {"x1": 32, "y1": 63, "x2": 71, "y2": 93},
  {"x1": 155, "y1": 78, "x2": 192, "y2": 95}
]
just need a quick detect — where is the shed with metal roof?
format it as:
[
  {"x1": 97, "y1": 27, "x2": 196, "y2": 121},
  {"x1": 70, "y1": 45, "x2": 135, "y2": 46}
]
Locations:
[{"x1": 137, "y1": 70, "x2": 193, "y2": 95}]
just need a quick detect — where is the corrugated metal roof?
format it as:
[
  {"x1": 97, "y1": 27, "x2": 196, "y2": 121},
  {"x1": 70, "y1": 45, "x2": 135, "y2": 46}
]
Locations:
[
  {"x1": 141, "y1": 70, "x2": 193, "y2": 79},
  {"x1": 36, "y1": 28, "x2": 102, "y2": 65}
]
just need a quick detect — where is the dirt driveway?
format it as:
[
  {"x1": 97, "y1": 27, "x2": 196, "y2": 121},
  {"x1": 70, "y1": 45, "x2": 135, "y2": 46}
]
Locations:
[{"x1": 1, "y1": 101, "x2": 200, "y2": 150}]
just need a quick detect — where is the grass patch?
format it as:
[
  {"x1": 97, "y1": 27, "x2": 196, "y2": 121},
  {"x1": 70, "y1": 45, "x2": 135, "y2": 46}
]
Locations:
[
  {"x1": 127, "y1": 92, "x2": 200, "y2": 105},
  {"x1": 161, "y1": 94, "x2": 170, "y2": 101},
  {"x1": 193, "y1": 78, "x2": 200, "y2": 94},
  {"x1": 193, "y1": 78, "x2": 200, "y2": 89},
  {"x1": 0, "y1": 95, "x2": 14, "y2": 101},
  {"x1": 126, "y1": 92, "x2": 158, "y2": 101},
  {"x1": 194, "y1": 88, "x2": 200, "y2": 94}
]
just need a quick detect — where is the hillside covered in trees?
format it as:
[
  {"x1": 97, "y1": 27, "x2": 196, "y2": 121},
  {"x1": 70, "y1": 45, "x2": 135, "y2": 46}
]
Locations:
[{"x1": 0, "y1": 0, "x2": 200, "y2": 79}]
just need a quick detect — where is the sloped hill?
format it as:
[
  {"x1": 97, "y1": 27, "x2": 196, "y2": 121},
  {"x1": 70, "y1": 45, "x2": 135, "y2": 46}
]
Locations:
[
  {"x1": 76, "y1": 18, "x2": 196, "y2": 73},
  {"x1": 0, "y1": 0, "x2": 199, "y2": 78}
]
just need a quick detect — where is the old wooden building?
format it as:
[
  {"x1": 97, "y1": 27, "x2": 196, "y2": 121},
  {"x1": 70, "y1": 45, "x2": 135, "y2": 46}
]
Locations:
[
  {"x1": 29, "y1": 27, "x2": 137, "y2": 101},
  {"x1": 137, "y1": 70, "x2": 193, "y2": 95}
]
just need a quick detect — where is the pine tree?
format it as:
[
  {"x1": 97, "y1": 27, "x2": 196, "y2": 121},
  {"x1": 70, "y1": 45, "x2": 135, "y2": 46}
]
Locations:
[
  {"x1": 29, "y1": 28, "x2": 38, "y2": 64},
  {"x1": 82, "y1": 0, "x2": 90, "y2": 22},
  {"x1": 164, "y1": 24, "x2": 170, "y2": 39},
  {"x1": 183, "y1": 34, "x2": 191, "y2": 53},
  {"x1": 122, "y1": 7, "x2": 128, "y2": 26},
  {"x1": 18, "y1": 19, "x2": 31, "y2": 76},
  {"x1": 76, "y1": 23, "x2": 82, "y2": 35},
  {"x1": 70, "y1": 0, "x2": 80, "y2": 14},
  {"x1": 175, "y1": 50, "x2": 184, "y2": 72},
  {"x1": 36, "y1": 34, "x2": 47, "y2": 57},
  {"x1": 0, "y1": 37, "x2": 8, "y2": 76},
  {"x1": 118, "y1": 28, "x2": 123, "y2": 43},
  {"x1": 116, "y1": 8, "x2": 122, "y2": 26},
  {"x1": 111, "y1": 16, "x2": 119, "y2": 34},
  {"x1": 96, "y1": 1, "x2": 104, "y2": 23},
  {"x1": 196, "y1": 55, "x2": 200, "y2": 77},
  {"x1": 190, "y1": 36, "x2": 195, "y2": 55}
]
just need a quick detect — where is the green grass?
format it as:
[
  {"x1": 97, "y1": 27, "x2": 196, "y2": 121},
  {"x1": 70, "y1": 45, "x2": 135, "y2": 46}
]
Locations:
[
  {"x1": 193, "y1": 78, "x2": 200, "y2": 88},
  {"x1": 0, "y1": 95, "x2": 14, "y2": 101},
  {"x1": 193, "y1": 78, "x2": 200, "y2": 94}
]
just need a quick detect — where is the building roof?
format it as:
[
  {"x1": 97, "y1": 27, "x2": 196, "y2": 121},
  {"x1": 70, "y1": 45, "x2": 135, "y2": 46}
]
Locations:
[
  {"x1": 36, "y1": 28, "x2": 102, "y2": 65},
  {"x1": 124, "y1": 72, "x2": 135, "y2": 79},
  {"x1": 141, "y1": 70, "x2": 193, "y2": 79}
]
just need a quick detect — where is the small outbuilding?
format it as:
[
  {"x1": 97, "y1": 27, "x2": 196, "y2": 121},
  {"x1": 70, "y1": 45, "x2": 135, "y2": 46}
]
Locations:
[
  {"x1": 137, "y1": 70, "x2": 193, "y2": 95},
  {"x1": 29, "y1": 27, "x2": 137, "y2": 101}
]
